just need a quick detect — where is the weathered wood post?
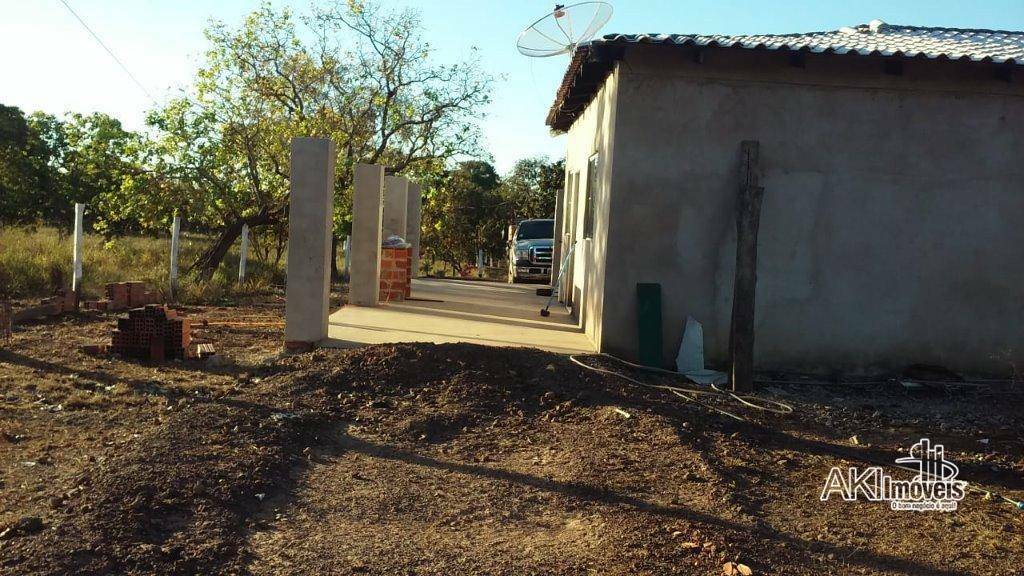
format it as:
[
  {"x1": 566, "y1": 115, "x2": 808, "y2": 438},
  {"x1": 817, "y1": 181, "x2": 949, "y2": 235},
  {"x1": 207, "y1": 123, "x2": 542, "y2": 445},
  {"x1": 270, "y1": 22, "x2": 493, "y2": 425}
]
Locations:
[
  {"x1": 72, "y1": 203, "x2": 84, "y2": 303},
  {"x1": 238, "y1": 223, "x2": 250, "y2": 284},
  {"x1": 729, "y1": 140, "x2": 764, "y2": 393},
  {"x1": 169, "y1": 214, "x2": 181, "y2": 301}
]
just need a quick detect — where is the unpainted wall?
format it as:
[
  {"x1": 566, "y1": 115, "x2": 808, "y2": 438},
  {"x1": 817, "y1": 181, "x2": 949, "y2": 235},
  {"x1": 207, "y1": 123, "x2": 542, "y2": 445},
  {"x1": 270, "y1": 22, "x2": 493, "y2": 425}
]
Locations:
[
  {"x1": 562, "y1": 67, "x2": 620, "y2": 347},
  {"x1": 598, "y1": 45, "x2": 1024, "y2": 376}
]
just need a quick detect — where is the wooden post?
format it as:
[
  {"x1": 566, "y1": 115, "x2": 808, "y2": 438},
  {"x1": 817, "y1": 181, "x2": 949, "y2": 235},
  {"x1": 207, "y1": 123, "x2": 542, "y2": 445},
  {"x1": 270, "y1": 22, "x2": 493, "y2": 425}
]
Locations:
[
  {"x1": 71, "y1": 203, "x2": 84, "y2": 302},
  {"x1": 238, "y1": 223, "x2": 250, "y2": 284},
  {"x1": 729, "y1": 140, "x2": 764, "y2": 393},
  {"x1": 169, "y1": 215, "x2": 181, "y2": 301}
]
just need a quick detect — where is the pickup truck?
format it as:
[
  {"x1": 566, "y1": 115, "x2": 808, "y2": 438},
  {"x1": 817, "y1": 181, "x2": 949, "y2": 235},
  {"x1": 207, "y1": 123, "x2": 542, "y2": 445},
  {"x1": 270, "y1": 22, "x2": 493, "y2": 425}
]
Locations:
[{"x1": 508, "y1": 218, "x2": 554, "y2": 283}]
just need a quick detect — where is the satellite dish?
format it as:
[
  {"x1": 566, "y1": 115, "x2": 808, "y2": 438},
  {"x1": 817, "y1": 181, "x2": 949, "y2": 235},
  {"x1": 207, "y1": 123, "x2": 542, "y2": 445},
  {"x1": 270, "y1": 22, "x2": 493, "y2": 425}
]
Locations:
[{"x1": 517, "y1": 2, "x2": 614, "y2": 58}]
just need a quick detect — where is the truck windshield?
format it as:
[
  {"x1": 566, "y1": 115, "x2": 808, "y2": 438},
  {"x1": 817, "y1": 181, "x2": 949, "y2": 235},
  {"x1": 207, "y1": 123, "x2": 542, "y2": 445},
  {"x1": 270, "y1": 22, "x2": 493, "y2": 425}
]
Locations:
[{"x1": 517, "y1": 220, "x2": 553, "y2": 240}]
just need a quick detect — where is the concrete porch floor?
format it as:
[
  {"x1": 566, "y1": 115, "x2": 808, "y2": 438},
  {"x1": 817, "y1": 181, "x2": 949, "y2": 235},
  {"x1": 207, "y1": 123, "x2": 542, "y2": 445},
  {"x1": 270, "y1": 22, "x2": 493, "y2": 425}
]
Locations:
[{"x1": 324, "y1": 278, "x2": 594, "y2": 354}]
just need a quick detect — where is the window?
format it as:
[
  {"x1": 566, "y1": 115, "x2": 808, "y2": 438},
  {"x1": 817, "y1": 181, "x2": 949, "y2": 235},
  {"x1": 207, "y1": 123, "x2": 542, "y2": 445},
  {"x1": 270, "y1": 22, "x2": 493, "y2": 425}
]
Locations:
[
  {"x1": 583, "y1": 154, "x2": 598, "y2": 239},
  {"x1": 516, "y1": 219, "x2": 553, "y2": 240},
  {"x1": 565, "y1": 171, "x2": 578, "y2": 240}
]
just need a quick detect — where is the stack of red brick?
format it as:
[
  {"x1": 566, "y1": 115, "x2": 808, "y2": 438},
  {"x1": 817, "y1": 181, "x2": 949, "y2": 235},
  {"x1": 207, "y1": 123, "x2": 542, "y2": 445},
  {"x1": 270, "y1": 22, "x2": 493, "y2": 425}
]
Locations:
[
  {"x1": 379, "y1": 247, "x2": 412, "y2": 302},
  {"x1": 111, "y1": 305, "x2": 191, "y2": 360},
  {"x1": 40, "y1": 289, "x2": 78, "y2": 314},
  {"x1": 83, "y1": 281, "x2": 160, "y2": 311}
]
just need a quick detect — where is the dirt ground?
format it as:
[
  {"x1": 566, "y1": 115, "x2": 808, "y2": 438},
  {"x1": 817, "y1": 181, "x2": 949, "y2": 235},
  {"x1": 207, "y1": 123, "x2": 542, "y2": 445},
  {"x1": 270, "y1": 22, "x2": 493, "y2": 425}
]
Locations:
[{"x1": 1, "y1": 304, "x2": 1022, "y2": 575}]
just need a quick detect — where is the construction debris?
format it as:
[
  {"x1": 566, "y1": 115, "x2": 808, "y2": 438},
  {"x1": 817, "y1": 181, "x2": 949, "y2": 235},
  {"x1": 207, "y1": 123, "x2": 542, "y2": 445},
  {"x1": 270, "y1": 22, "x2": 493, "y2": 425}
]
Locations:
[
  {"x1": 111, "y1": 305, "x2": 191, "y2": 361},
  {"x1": 195, "y1": 343, "x2": 216, "y2": 359}
]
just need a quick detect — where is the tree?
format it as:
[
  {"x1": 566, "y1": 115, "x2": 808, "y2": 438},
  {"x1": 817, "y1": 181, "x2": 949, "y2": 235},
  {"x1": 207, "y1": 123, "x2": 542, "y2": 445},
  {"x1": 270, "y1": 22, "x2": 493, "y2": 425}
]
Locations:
[
  {"x1": 498, "y1": 157, "x2": 563, "y2": 224},
  {"x1": 1, "y1": 105, "x2": 145, "y2": 230},
  {"x1": 0, "y1": 105, "x2": 61, "y2": 224},
  {"x1": 49, "y1": 112, "x2": 142, "y2": 232},
  {"x1": 420, "y1": 160, "x2": 503, "y2": 274},
  {"x1": 114, "y1": 1, "x2": 492, "y2": 280}
]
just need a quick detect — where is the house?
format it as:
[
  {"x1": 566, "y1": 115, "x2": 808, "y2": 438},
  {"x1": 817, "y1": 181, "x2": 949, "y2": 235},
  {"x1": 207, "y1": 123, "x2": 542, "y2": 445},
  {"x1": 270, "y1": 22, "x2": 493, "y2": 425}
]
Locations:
[{"x1": 548, "y1": 21, "x2": 1024, "y2": 376}]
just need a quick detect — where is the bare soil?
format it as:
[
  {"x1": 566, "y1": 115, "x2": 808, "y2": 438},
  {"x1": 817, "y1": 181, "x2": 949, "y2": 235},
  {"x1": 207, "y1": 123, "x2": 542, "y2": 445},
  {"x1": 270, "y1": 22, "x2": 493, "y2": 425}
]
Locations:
[{"x1": 1, "y1": 307, "x2": 1022, "y2": 575}]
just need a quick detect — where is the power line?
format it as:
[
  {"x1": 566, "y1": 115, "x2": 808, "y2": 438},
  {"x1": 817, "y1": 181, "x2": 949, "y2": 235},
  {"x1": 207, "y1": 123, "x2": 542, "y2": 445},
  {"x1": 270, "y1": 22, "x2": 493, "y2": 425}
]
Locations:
[{"x1": 56, "y1": 0, "x2": 155, "y2": 102}]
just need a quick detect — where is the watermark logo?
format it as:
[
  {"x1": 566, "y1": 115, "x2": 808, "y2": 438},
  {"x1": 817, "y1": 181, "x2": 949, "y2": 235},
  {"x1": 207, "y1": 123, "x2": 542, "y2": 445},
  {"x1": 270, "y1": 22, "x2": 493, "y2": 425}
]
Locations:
[{"x1": 820, "y1": 438, "x2": 967, "y2": 511}]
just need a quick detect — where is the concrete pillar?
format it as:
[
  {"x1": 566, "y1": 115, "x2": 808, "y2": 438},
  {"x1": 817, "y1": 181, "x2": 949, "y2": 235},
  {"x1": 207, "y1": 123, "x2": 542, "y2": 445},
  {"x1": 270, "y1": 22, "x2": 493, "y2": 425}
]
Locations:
[
  {"x1": 382, "y1": 175, "x2": 408, "y2": 240},
  {"x1": 238, "y1": 223, "x2": 250, "y2": 283},
  {"x1": 169, "y1": 215, "x2": 180, "y2": 301},
  {"x1": 551, "y1": 186, "x2": 564, "y2": 289},
  {"x1": 349, "y1": 163, "x2": 385, "y2": 306},
  {"x1": 405, "y1": 182, "x2": 423, "y2": 277},
  {"x1": 71, "y1": 203, "x2": 84, "y2": 296},
  {"x1": 284, "y1": 138, "x2": 336, "y2": 349},
  {"x1": 342, "y1": 234, "x2": 351, "y2": 279}
]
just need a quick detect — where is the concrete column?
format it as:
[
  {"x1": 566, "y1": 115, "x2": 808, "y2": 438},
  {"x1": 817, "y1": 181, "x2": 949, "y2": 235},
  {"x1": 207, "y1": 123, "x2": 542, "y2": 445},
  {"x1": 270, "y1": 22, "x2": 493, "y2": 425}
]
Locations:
[
  {"x1": 238, "y1": 223, "x2": 250, "y2": 283},
  {"x1": 350, "y1": 163, "x2": 385, "y2": 306},
  {"x1": 342, "y1": 234, "x2": 351, "y2": 279},
  {"x1": 382, "y1": 175, "x2": 408, "y2": 240},
  {"x1": 71, "y1": 203, "x2": 84, "y2": 295},
  {"x1": 405, "y1": 182, "x2": 423, "y2": 277},
  {"x1": 169, "y1": 215, "x2": 180, "y2": 301},
  {"x1": 284, "y1": 138, "x2": 336, "y2": 349},
  {"x1": 551, "y1": 186, "x2": 564, "y2": 288}
]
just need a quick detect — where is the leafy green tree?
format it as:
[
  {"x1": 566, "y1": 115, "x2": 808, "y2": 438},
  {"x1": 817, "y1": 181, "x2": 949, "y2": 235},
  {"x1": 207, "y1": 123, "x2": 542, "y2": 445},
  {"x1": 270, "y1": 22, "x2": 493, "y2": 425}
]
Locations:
[
  {"x1": 1, "y1": 106, "x2": 144, "y2": 229},
  {"x1": 51, "y1": 112, "x2": 141, "y2": 231},
  {"x1": 498, "y1": 157, "x2": 563, "y2": 224},
  {"x1": 421, "y1": 160, "x2": 503, "y2": 274},
  {"x1": 110, "y1": 1, "x2": 492, "y2": 280},
  {"x1": 0, "y1": 105, "x2": 60, "y2": 224}
]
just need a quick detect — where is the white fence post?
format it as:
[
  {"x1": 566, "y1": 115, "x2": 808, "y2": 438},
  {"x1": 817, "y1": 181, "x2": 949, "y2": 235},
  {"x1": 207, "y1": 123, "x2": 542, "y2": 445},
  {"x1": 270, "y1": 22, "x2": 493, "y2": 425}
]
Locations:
[
  {"x1": 72, "y1": 203, "x2": 84, "y2": 296},
  {"x1": 169, "y1": 215, "x2": 181, "y2": 300},
  {"x1": 238, "y1": 223, "x2": 250, "y2": 284},
  {"x1": 477, "y1": 249, "x2": 484, "y2": 278}
]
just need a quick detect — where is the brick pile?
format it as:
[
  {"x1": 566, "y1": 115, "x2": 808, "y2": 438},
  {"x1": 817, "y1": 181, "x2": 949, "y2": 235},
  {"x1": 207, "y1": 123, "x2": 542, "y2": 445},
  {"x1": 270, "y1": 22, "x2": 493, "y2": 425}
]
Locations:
[
  {"x1": 110, "y1": 305, "x2": 191, "y2": 361},
  {"x1": 40, "y1": 289, "x2": 78, "y2": 314},
  {"x1": 379, "y1": 247, "x2": 412, "y2": 302},
  {"x1": 0, "y1": 300, "x2": 11, "y2": 343},
  {"x1": 83, "y1": 281, "x2": 160, "y2": 311}
]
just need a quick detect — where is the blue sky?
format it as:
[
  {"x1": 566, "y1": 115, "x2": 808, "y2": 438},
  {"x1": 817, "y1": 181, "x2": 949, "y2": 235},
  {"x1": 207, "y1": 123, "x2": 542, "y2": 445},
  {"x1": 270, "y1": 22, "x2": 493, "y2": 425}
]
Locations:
[{"x1": 3, "y1": 1, "x2": 1023, "y2": 173}]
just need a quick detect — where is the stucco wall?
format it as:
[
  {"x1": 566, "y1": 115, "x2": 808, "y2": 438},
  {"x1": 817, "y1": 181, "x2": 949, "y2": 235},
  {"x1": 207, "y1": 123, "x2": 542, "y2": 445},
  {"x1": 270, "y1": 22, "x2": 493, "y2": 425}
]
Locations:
[
  {"x1": 597, "y1": 45, "x2": 1024, "y2": 376},
  {"x1": 561, "y1": 68, "x2": 619, "y2": 347}
]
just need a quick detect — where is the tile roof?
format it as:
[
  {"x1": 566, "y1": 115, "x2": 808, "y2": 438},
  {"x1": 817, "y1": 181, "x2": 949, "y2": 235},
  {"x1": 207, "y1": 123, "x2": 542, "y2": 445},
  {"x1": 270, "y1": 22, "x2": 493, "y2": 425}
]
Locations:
[
  {"x1": 598, "y1": 20, "x2": 1024, "y2": 65},
  {"x1": 546, "y1": 20, "x2": 1024, "y2": 132}
]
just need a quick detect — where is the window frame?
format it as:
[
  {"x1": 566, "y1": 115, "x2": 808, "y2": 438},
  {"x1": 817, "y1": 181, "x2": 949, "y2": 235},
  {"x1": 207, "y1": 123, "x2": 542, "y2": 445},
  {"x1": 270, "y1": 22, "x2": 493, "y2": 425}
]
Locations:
[{"x1": 583, "y1": 154, "x2": 598, "y2": 240}]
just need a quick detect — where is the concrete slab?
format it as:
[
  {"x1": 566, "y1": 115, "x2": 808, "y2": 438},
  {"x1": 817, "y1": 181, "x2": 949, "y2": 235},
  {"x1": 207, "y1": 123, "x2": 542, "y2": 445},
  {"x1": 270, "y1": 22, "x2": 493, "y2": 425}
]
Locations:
[{"x1": 325, "y1": 278, "x2": 594, "y2": 355}]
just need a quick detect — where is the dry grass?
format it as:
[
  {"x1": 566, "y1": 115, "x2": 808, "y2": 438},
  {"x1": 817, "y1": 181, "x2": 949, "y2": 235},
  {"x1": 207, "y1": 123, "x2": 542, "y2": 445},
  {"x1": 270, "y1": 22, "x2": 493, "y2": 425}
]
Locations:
[{"x1": 0, "y1": 225, "x2": 286, "y2": 303}]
